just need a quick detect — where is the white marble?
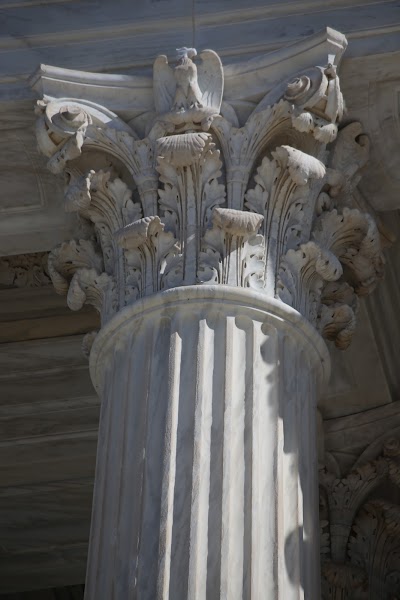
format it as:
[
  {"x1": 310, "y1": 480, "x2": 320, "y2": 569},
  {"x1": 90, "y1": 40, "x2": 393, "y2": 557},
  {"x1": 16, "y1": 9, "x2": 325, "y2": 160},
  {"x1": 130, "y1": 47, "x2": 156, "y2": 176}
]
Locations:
[
  {"x1": 30, "y1": 34, "x2": 389, "y2": 600},
  {"x1": 86, "y1": 286, "x2": 328, "y2": 600}
]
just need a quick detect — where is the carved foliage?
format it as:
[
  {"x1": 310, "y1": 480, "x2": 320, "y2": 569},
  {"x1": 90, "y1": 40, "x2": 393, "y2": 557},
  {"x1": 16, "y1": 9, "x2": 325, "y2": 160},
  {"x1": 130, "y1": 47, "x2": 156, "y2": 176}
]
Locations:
[
  {"x1": 313, "y1": 208, "x2": 384, "y2": 297},
  {"x1": 49, "y1": 167, "x2": 144, "y2": 320},
  {"x1": 309, "y1": 197, "x2": 384, "y2": 347},
  {"x1": 199, "y1": 207, "x2": 265, "y2": 288},
  {"x1": 35, "y1": 51, "x2": 384, "y2": 350},
  {"x1": 349, "y1": 501, "x2": 400, "y2": 599},
  {"x1": 115, "y1": 216, "x2": 179, "y2": 296},
  {"x1": 68, "y1": 171, "x2": 142, "y2": 272},
  {"x1": 47, "y1": 238, "x2": 114, "y2": 318},
  {"x1": 318, "y1": 281, "x2": 358, "y2": 350},
  {"x1": 64, "y1": 170, "x2": 142, "y2": 313},
  {"x1": 36, "y1": 98, "x2": 159, "y2": 216},
  {"x1": 157, "y1": 132, "x2": 225, "y2": 285},
  {"x1": 278, "y1": 242, "x2": 342, "y2": 324},
  {"x1": 246, "y1": 147, "x2": 326, "y2": 298},
  {"x1": 82, "y1": 129, "x2": 159, "y2": 216},
  {"x1": 320, "y1": 439, "x2": 400, "y2": 599},
  {"x1": 212, "y1": 101, "x2": 291, "y2": 210},
  {"x1": 0, "y1": 252, "x2": 51, "y2": 288}
]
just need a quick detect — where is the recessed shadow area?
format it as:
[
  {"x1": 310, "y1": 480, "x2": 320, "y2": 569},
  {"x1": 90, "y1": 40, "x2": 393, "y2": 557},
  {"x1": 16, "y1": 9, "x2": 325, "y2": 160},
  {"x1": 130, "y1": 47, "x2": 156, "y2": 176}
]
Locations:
[{"x1": 259, "y1": 320, "x2": 320, "y2": 596}]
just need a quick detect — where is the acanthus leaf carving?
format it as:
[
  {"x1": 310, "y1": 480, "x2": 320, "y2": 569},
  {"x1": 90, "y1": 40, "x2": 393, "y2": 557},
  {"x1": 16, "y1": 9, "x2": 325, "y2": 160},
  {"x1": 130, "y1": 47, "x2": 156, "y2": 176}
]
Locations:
[
  {"x1": 36, "y1": 98, "x2": 161, "y2": 217},
  {"x1": 318, "y1": 281, "x2": 359, "y2": 350},
  {"x1": 273, "y1": 145, "x2": 326, "y2": 186},
  {"x1": 78, "y1": 170, "x2": 142, "y2": 274},
  {"x1": 348, "y1": 500, "x2": 400, "y2": 600},
  {"x1": 47, "y1": 238, "x2": 103, "y2": 296},
  {"x1": 318, "y1": 303, "x2": 356, "y2": 351},
  {"x1": 47, "y1": 238, "x2": 117, "y2": 320},
  {"x1": 277, "y1": 241, "x2": 342, "y2": 324},
  {"x1": 245, "y1": 146, "x2": 326, "y2": 297},
  {"x1": 309, "y1": 204, "x2": 385, "y2": 347},
  {"x1": 312, "y1": 208, "x2": 385, "y2": 296},
  {"x1": 63, "y1": 169, "x2": 144, "y2": 314},
  {"x1": 199, "y1": 207, "x2": 265, "y2": 288},
  {"x1": 34, "y1": 46, "x2": 386, "y2": 352},
  {"x1": 115, "y1": 215, "x2": 179, "y2": 297},
  {"x1": 212, "y1": 100, "x2": 291, "y2": 211},
  {"x1": 81, "y1": 127, "x2": 160, "y2": 216},
  {"x1": 319, "y1": 438, "x2": 400, "y2": 599},
  {"x1": 157, "y1": 132, "x2": 225, "y2": 285},
  {"x1": 67, "y1": 268, "x2": 115, "y2": 315},
  {"x1": 0, "y1": 252, "x2": 51, "y2": 288}
]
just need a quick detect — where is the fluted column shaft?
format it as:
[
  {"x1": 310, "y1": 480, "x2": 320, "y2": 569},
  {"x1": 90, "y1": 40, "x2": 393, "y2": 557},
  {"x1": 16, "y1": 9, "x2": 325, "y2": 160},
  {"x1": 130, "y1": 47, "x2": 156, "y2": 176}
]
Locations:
[{"x1": 85, "y1": 286, "x2": 329, "y2": 600}]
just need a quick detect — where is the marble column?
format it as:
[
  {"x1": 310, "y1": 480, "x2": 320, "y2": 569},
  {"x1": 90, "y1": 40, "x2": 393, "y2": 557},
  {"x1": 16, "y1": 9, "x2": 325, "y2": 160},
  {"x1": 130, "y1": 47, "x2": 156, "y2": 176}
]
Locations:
[
  {"x1": 85, "y1": 286, "x2": 329, "y2": 600},
  {"x1": 33, "y1": 37, "x2": 385, "y2": 600}
]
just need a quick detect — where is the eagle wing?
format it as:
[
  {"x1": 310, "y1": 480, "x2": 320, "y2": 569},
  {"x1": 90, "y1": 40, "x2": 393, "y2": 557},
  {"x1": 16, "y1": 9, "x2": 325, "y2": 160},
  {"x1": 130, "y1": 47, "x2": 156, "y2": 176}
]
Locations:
[
  {"x1": 153, "y1": 55, "x2": 176, "y2": 114},
  {"x1": 198, "y1": 50, "x2": 224, "y2": 112}
]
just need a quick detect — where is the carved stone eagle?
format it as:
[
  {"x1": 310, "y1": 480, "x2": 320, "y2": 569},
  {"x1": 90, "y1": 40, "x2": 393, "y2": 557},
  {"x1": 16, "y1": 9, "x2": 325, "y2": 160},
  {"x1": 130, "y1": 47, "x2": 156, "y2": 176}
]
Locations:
[{"x1": 153, "y1": 47, "x2": 223, "y2": 130}]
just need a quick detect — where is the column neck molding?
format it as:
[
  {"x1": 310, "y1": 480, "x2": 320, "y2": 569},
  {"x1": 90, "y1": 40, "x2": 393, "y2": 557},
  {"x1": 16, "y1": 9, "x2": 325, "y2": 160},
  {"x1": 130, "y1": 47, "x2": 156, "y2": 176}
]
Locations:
[
  {"x1": 32, "y1": 29, "x2": 386, "y2": 353},
  {"x1": 89, "y1": 284, "x2": 331, "y2": 394}
]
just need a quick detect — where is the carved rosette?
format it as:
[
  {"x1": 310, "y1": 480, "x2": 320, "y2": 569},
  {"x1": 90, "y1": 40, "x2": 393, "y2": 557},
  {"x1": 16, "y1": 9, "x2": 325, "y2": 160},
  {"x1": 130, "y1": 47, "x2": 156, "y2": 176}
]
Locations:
[{"x1": 36, "y1": 48, "x2": 385, "y2": 349}]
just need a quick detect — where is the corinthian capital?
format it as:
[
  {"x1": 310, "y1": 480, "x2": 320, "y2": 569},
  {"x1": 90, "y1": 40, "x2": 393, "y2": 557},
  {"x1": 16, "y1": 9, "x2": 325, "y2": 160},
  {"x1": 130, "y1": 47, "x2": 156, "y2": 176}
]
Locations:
[{"x1": 33, "y1": 34, "x2": 386, "y2": 349}]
